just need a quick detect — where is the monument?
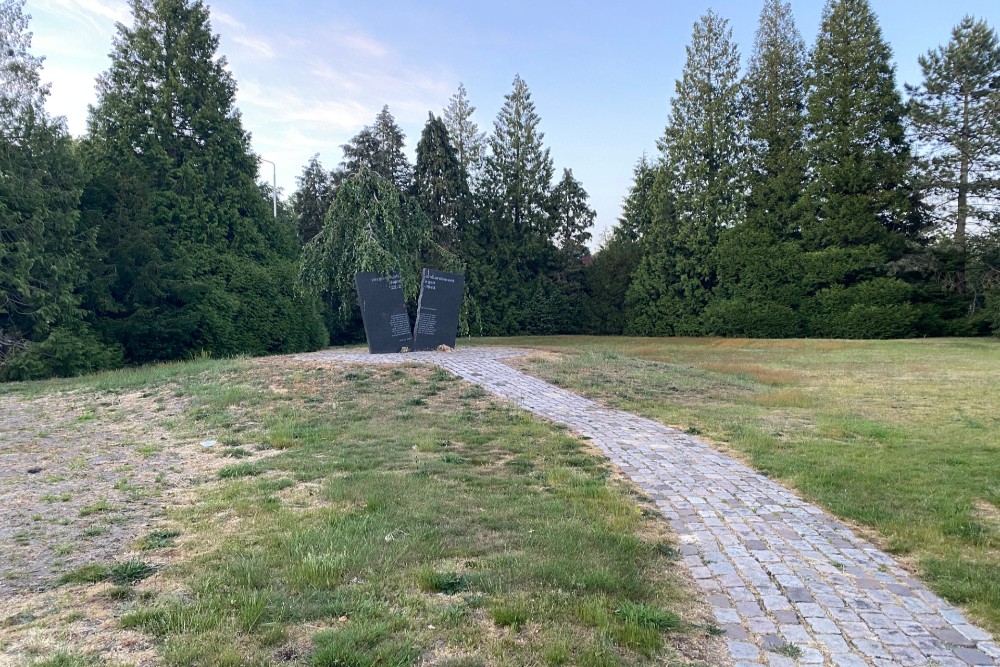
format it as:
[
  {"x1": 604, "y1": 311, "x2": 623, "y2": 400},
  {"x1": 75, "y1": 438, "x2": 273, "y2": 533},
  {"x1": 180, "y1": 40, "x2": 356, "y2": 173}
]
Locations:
[
  {"x1": 354, "y1": 272, "x2": 413, "y2": 354},
  {"x1": 412, "y1": 269, "x2": 465, "y2": 351}
]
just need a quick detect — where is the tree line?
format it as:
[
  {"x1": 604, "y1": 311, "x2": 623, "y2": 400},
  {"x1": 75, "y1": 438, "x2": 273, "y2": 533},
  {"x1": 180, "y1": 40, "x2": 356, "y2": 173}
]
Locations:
[
  {"x1": 2, "y1": 0, "x2": 999, "y2": 381},
  {"x1": 589, "y1": 0, "x2": 1000, "y2": 339}
]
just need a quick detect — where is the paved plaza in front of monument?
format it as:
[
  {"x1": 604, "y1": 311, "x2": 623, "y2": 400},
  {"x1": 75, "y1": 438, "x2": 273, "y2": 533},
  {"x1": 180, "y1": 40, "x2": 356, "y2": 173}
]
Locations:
[{"x1": 298, "y1": 347, "x2": 1000, "y2": 667}]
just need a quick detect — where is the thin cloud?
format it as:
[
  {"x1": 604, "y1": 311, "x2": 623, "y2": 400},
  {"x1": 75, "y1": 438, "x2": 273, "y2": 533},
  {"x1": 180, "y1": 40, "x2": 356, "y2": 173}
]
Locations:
[
  {"x1": 237, "y1": 80, "x2": 372, "y2": 130},
  {"x1": 232, "y1": 34, "x2": 276, "y2": 58},
  {"x1": 336, "y1": 32, "x2": 389, "y2": 59},
  {"x1": 211, "y1": 7, "x2": 245, "y2": 30},
  {"x1": 29, "y1": 0, "x2": 129, "y2": 27}
]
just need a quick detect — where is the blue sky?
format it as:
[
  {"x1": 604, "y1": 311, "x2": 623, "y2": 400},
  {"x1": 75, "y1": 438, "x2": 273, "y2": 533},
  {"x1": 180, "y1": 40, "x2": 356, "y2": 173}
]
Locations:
[{"x1": 23, "y1": 0, "x2": 1000, "y2": 244}]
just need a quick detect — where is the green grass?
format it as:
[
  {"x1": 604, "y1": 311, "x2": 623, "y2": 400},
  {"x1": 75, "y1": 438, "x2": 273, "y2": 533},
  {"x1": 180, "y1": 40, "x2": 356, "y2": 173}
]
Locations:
[
  {"x1": 58, "y1": 559, "x2": 154, "y2": 586},
  {"x1": 485, "y1": 335, "x2": 1000, "y2": 634},
  {"x1": 86, "y1": 358, "x2": 715, "y2": 666}
]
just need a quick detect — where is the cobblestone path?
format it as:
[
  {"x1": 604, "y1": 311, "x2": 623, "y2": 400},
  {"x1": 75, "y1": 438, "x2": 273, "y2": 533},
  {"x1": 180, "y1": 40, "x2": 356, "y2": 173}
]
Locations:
[{"x1": 299, "y1": 348, "x2": 999, "y2": 667}]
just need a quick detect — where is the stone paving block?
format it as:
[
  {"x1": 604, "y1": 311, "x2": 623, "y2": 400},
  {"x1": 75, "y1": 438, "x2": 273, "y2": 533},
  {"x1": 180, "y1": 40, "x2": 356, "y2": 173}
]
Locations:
[
  {"x1": 806, "y1": 616, "x2": 842, "y2": 635},
  {"x1": 772, "y1": 610, "x2": 799, "y2": 625},
  {"x1": 797, "y1": 647, "x2": 825, "y2": 664},
  {"x1": 795, "y1": 602, "x2": 827, "y2": 619},
  {"x1": 816, "y1": 633, "x2": 851, "y2": 654},
  {"x1": 747, "y1": 617, "x2": 778, "y2": 635},
  {"x1": 888, "y1": 644, "x2": 935, "y2": 666},
  {"x1": 779, "y1": 624, "x2": 812, "y2": 644},
  {"x1": 931, "y1": 627, "x2": 978, "y2": 647},
  {"x1": 877, "y1": 628, "x2": 914, "y2": 646},
  {"x1": 714, "y1": 608, "x2": 741, "y2": 624},
  {"x1": 854, "y1": 638, "x2": 892, "y2": 659},
  {"x1": 952, "y1": 647, "x2": 995, "y2": 665},
  {"x1": 956, "y1": 624, "x2": 994, "y2": 642},
  {"x1": 728, "y1": 641, "x2": 761, "y2": 661}
]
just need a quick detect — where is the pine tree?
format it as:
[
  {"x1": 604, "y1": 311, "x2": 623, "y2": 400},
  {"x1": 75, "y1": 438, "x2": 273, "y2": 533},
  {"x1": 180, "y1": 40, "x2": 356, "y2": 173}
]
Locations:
[
  {"x1": 471, "y1": 74, "x2": 556, "y2": 334},
  {"x1": 708, "y1": 0, "x2": 808, "y2": 336},
  {"x1": 800, "y1": 0, "x2": 922, "y2": 337},
  {"x1": 340, "y1": 105, "x2": 412, "y2": 192},
  {"x1": 627, "y1": 10, "x2": 744, "y2": 335},
  {"x1": 292, "y1": 154, "x2": 336, "y2": 244},
  {"x1": 443, "y1": 82, "x2": 485, "y2": 184},
  {"x1": 413, "y1": 112, "x2": 470, "y2": 254},
  {"x1": 908, "y1": 16, "x2": 1000, "y2": 292},
  {"x1": 0, "y1": 0, "x2": 116, "y2": 379},
  {"x1": 83, "y1": 0, "x2": 326, "y2": 362}
]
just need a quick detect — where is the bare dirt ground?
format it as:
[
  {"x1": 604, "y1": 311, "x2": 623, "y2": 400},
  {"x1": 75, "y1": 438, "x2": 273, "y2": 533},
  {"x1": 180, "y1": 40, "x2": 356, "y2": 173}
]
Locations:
[{"x1": 0, "y1": 378, "x2": 271, "y2": 664}]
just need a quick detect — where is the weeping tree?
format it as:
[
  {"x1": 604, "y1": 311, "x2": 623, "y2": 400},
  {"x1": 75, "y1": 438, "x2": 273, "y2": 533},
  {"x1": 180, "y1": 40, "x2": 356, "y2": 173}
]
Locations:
[{"x1": 299, "y1": 167, "x2": 433, "y2": 339}]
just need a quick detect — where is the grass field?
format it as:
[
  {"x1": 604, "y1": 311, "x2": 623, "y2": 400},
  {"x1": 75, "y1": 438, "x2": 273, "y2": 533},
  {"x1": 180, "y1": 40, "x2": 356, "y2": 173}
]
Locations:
[
  {"x1": 484, "y1": 336, "x2": 1000, "y2": 635},
  {"x1": 0, "y1": 355, "x2": 722, "y2": 666}
]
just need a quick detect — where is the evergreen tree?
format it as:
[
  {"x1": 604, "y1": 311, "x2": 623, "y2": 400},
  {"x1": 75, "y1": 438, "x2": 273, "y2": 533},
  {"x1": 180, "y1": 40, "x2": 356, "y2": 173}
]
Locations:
[
  {"x1": 615, "y1": 155, "x2": 657, "y2": 243},
  {"x1": 551, "y1": 168, "x2": 595, "y2": 259},
  {"x1": 443, "y1": 82, "x2": 485, "y2": 184},
  {"x1": 471, "y1": 74, "x2": 556, "y2": 334},
  {"x1": 413, "y1": 112, "x2": 470, "y2": 254},
  {"x1": 340, "y1": 105, "x2": 412, "y2": 192},
  {"x1": 549, "y1": 168, "x2": 594, "y2": 333},
  {"x1": 0, "y1": 0, "x2": 116, "y2": 379},
  {"x1": 583, "y1": 156, "x2": 655, "y2": 335},
  {"x1": 742, "y1": 0, "x2": 807, "y2": 240},
  {"x1": 801, "y1": 0, "x2": 922, "y2": 337},
  {"x1": 292, "y1": 154, "x2": 336, "y2": 243},
  {"x1": 627, "y1": 10, "x2": 744, "y2": 335},
  {"x1": 82, "y1": 0, "x2": 326, "y2": 363},
  {"x1": 708, "y1": 0, "x2": 808, "y2": 337},
  {"x1": 908, "y1": 16, "x2": 1000, "y2": 290}
]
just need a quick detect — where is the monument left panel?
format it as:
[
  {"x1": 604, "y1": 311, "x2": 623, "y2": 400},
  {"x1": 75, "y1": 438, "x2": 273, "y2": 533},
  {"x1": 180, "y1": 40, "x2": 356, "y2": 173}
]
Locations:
[{"x1": 354, "y1": 272, "x2": 414, "y2": 354}]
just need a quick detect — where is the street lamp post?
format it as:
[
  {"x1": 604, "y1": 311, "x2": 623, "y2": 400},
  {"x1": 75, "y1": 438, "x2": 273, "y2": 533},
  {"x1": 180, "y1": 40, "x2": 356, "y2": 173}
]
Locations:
[{"x1": 259, "y1": 158, "x2": 277, "y2": 218}]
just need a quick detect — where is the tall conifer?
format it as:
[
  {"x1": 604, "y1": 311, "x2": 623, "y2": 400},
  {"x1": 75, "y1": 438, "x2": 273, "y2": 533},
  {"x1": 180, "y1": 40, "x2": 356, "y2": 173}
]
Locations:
[
  {"x1": 0, "y1": 0, "x2": 113, "y2": 379},
  {"x1": 83, "y1": 0, "x2": 326, "y2": 362},
  {"x1": 292, "y1": 154, "x2": 336, "y2": 244},
  {"x1": 627, "y1": 10, "x2": 744, "y2": 335},
  {"x1": 413, "y1": 112, "x2": 470, "y2": 254},
  {"x1": 471, "y1": 75, "x2": 556, "y2": 333},
  {"x1": 908, "y1": 16, "x2": 1000, "y2": 292},
  {"x1": 340, "y1": 105, "x2": 412, "y2": 192},
  {"x1": 709, "y1": 0, "x2": 808, "y2": 336},
  {"x1": 800, "y1": 0, "x2": 922, "y2": 337},
  {"x1": 443, "y1": 83, "x2": 486, "y2": 185}
]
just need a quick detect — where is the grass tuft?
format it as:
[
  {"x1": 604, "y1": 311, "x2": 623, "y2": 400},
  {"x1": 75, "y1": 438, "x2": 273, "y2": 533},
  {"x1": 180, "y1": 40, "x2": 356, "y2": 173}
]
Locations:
[
  {"x1": 109, "y1": 559, "x2": 155, "y2": 585},
  {"x1": 58, "y1": 563, "x2": 109, "y2": 585},
  {"x1": 218, "y1": 462, "x2": 263, "y2": 479},
  {"x1": 417, "y1": 568, "x2": 468, "y2": 595},
  {"x1": 614, "y1": 601, "x2": 681, "y2": 631}
]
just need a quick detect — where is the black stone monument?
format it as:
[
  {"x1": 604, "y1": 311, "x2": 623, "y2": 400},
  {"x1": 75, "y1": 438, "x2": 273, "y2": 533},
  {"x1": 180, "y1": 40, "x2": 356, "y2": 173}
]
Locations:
[
  {"x1": 413, "y1": 269, "x2": 465, "y2": 351},
  {"x1": 354, "y1": 272, "x2": 413, "y2": 354}
]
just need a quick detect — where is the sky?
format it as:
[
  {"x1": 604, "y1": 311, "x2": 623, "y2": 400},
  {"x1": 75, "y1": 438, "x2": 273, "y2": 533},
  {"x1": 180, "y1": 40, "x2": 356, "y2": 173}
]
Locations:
[{"x1": 22, "y1": 0, "x2": 1000, "y2": 246}]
